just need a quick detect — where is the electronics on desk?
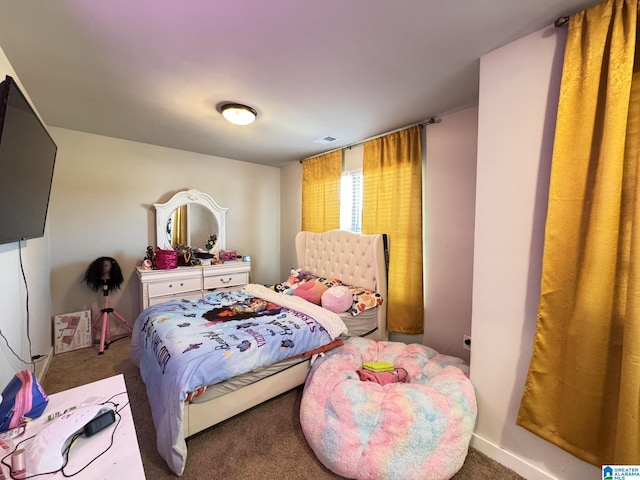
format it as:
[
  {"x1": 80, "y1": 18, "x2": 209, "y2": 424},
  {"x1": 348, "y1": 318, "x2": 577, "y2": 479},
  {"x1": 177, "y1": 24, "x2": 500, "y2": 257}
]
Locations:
[
  {"x1": 10, "y1": 448, "x2": 25, "y2": 479},
  {"x1": 84, "y1": 409, "x2": 116, "y2": 437},
  {"x1": 24, "y1": 404, "x2": 116, "y2": 475}
]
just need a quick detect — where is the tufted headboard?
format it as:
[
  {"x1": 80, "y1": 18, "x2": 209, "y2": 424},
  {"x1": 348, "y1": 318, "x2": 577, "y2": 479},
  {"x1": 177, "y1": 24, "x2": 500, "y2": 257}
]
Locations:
[{"x1": 295, "y1": 230, "x2": 388, "y2": 339}]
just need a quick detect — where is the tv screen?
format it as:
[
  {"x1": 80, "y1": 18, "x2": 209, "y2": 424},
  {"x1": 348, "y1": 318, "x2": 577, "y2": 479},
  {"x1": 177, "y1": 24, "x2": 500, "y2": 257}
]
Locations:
[{"x1": 0, "y1": 75, "x2": 57, "y2": 245}]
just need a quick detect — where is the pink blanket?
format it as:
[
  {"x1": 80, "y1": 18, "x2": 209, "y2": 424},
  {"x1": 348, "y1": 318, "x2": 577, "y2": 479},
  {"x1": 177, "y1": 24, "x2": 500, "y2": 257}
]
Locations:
[{"x1": 300, "y1": 337, "x2": 477, "y2": 480}]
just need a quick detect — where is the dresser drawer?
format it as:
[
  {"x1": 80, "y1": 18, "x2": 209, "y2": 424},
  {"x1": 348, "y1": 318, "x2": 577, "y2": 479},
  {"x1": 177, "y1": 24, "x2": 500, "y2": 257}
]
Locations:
[
  {"x1": 148, "y1": 277, "x2": 202, "y2": 297},
  {"x1": 203, "y1": 272, "x2": 249, "y2": 290},
  {"x1": 148, "y1": 291, "x2": 203, "y2": 307}
]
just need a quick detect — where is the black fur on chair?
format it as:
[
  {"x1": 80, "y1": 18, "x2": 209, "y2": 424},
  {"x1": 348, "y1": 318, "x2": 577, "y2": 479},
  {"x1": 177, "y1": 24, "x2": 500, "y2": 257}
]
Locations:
[{"x1": 84, "y1": 256, "x2": 124, "y2": 292}]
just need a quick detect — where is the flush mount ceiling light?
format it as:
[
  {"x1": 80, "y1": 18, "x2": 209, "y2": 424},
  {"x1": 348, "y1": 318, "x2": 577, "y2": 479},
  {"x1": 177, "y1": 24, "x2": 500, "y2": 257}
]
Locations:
[{"x1": 220, "y1": 103, "x2": 257, "y2": 126}]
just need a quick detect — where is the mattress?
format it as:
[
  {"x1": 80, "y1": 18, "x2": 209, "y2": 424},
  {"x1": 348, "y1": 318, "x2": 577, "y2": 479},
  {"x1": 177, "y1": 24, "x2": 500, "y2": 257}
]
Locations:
[{"x1": 340, "y1": 308, "x2": 378, "y2": 337}]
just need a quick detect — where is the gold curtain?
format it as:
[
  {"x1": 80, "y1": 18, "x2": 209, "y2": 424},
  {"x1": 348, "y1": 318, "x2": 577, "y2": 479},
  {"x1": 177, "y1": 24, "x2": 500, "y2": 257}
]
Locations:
[
  {"x1": 362, "y1": 126, "x2": 424, "y2": 334},
  {"x1": 517, "y1": 0, "x2": 640, "y2": 465},
  {"x1": 301, "y1": 150, "x2": 342, "y2": 232},
  {"x1": 170, "y1": 205, "x2": 188, "y2": 247}
]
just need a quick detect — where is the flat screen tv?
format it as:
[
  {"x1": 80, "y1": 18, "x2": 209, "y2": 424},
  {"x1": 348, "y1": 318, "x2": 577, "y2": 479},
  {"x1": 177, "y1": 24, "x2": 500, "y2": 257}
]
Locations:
[{"x1": 0, "y1": 75, "x2": 57, "y2": 245}]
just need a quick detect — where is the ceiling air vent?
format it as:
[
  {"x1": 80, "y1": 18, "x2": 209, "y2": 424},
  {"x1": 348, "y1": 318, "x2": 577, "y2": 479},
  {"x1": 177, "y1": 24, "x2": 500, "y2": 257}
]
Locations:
[{"x1": 313, "y1": 135, "x2": 339, "y2": 145}]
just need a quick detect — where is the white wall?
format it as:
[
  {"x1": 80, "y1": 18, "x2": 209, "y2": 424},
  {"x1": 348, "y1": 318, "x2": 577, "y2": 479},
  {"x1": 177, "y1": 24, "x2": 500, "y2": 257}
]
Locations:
[
  {"x1": 472, "y1": 26, "x2": 599, "y2": 479},
  {"x1": 46, "y1": 128, "x2": 282, "y2": 345},
  {"x1": 424, "y1": 107, "x2": 477, "y2": 362},
  {"x1": 0, "y1": 48, "x2": 53, "y2": 387}
]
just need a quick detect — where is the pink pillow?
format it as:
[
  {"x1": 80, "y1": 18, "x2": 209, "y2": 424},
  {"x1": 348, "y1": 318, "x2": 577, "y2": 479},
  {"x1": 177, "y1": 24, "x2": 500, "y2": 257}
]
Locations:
[
  {"x1": 293, "y1": 280, "x2": 329, "y2": 305},
  {"x1": 321, "y1": 285, "x2": 352, "y2": 313}
]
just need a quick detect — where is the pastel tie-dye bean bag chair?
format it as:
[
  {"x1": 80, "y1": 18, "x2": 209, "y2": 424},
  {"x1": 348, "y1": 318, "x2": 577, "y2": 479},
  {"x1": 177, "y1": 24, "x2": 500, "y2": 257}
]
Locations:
[{"x1": 300, "y1": 337, "x2": 477, "y2": 480}]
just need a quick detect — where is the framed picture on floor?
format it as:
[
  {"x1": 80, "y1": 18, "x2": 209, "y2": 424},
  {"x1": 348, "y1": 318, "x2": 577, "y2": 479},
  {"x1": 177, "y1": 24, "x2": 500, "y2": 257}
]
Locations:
[{"x1": 53, "y1": 310, "x2": 92, "y2": 354}]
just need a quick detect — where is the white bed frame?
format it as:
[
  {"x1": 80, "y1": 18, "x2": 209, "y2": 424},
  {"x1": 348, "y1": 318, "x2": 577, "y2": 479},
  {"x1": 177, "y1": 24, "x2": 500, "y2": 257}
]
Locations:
[{"x1": 182, "y1": 230, "x2": 388, "y2": 438}]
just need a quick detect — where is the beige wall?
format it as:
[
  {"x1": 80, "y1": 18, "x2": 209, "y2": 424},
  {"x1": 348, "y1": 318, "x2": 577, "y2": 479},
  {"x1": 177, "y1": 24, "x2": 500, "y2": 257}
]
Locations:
[
  {"x1": 472, "y1": 25, "x2": 598, "y2": 479},
  {"x1": 280, "y1": 161, "x2": 302, "y2": 278},
  {"x1": 47, "y1": 128, "x2": 281, "y2": 336}
]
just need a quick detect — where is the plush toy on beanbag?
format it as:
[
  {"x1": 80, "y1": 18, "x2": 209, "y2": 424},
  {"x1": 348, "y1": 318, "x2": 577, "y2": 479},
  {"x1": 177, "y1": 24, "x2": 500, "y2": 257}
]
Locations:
[{"x1": 321, "y1": 285, "x2": 352, "y2": 313}]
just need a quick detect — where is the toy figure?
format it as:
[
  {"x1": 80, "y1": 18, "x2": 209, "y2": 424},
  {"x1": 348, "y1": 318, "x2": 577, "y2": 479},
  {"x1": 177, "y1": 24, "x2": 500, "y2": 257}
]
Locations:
[{"x1": 145, "y1": 246, "x2": 156, "y2": 268}]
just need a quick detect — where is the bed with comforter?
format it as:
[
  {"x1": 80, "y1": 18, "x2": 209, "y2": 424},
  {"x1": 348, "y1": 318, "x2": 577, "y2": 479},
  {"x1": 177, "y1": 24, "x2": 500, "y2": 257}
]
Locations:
[{"x1": 131, "y1": 230, "x2": 388, "y2": 475}]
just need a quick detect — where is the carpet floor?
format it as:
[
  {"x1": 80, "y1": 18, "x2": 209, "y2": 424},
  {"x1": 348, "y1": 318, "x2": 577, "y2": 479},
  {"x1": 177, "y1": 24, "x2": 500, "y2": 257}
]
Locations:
[{"x1": 41, "y1": 336, "x2": 526, "y2": 480}]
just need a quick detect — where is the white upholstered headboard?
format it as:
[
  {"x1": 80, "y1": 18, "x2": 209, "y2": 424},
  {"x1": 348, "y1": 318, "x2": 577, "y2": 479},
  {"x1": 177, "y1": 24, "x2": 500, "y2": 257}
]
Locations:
[{"x1": 295, "y1": 230, "x2": 388, "y2": 340}]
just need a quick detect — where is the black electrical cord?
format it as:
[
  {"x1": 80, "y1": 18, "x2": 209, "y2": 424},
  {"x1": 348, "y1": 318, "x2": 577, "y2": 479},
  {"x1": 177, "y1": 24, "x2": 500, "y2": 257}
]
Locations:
[
  {"x1": 0, "y1": 242, "x2": 35, "y2": 368},
  {"x1": 0, "y1": 393, "x2": 128, "y2": 479}
]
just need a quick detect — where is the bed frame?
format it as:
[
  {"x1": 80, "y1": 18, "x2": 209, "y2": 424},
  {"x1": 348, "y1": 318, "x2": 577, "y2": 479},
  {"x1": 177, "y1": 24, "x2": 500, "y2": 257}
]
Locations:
[{"x1": 182, "y1": 230, "x2": 388, "y2": 438}]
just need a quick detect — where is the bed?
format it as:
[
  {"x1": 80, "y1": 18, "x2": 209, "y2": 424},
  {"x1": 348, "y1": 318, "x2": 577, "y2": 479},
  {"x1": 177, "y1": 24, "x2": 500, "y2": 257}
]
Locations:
[{"x1": 130, "y1": 229, "x2": 388, "y2": 475}]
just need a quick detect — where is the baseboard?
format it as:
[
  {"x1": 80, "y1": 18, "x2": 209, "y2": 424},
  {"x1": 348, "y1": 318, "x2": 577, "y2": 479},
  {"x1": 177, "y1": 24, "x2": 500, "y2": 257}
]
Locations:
[
  {"x1": 471, "y1": 433, "x2": 558, "y2": 480},
  {"x1": 34, "y1": 345, "x2": 53, "y2": 382}
]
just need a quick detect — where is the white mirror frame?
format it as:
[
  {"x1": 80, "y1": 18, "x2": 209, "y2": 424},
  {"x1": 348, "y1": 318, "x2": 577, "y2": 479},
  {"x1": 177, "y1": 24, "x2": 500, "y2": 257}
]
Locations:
[{"x1": 154, "y1": 189, "x2": 227, "y2": 251}]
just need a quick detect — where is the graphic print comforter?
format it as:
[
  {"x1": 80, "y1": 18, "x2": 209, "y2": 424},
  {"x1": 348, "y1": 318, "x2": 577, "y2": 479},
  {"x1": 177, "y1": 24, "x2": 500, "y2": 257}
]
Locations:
[{"x1": 130, "y1": 283, "x2": 347, "y2": 476}]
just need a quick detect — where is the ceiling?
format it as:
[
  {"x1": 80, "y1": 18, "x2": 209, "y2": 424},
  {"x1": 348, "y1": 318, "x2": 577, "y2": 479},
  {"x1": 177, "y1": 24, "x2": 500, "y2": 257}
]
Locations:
[{"x1": 0, "y1": 0, "x2": 599, "y2": 167}]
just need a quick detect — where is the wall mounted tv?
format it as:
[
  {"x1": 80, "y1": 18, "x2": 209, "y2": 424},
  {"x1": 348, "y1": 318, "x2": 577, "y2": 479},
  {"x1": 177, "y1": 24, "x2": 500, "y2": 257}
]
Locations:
[{"x1": 0, "y1": 75, "x2": 57, "y2": 245}]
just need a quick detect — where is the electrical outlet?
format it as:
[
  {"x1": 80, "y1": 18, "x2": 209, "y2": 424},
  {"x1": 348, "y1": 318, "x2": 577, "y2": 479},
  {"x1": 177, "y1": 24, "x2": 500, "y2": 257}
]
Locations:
[{"x1": 463, "y1": 335, "x2": 471, "y2": 352}]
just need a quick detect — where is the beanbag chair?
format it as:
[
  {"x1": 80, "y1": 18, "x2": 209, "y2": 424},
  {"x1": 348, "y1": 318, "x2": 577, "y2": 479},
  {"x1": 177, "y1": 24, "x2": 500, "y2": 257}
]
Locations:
[{"x1": 300, "y1": 337, "x2": 477, "y2": 480}]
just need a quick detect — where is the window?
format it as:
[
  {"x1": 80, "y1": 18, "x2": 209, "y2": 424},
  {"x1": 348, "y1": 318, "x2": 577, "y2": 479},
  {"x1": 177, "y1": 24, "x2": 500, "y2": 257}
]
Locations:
[{"x1": 340, "y1": 169, "x2": 362, "y2": 232}]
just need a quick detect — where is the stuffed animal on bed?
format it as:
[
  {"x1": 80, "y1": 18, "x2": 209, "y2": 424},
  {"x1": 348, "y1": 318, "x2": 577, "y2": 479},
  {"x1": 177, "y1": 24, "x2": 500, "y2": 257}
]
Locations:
[
  {"x1": 294, "y1": 277, "x2": 344, "y2": 305},
  {"x1": 321, "y1": 285, "x2": 353, "y2": 313},
  {"x1": 286, "y1": 270, "x2": 300, "y2": 286},
  {"x1": 268, "y1": 268, "x2": 314, "y2": 294},
  {"x1": 272, "y1": 268, "x2": 311, "y2": 294},
  {"x1": 287, "y1": 268, "x2": 311, "y2": 284},
  {"x1": 293, "y1": 280, "x2": 329, "y2": 304}
]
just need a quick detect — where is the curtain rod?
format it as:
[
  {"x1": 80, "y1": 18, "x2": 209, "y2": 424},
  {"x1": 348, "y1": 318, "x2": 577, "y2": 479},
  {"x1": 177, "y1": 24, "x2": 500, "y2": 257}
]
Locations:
[
  {"x1": 554, "y1": 15, "x2": 570, "y2": 28},
  {"x1": 299, "y1": 117, "x2": 440, "y2": 163}
]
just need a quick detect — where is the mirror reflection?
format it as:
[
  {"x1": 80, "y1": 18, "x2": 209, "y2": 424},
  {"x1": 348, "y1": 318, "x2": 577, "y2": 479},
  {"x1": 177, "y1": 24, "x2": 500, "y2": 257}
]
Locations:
[{"x1": 166, "y1": 203, "x2": 218, "y2": 249}]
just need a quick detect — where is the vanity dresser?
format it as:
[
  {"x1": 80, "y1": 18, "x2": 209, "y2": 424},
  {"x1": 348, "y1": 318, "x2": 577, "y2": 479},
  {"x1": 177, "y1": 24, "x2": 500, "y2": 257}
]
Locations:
[
  {"x1": 137, "y1": 189, "x2": 251, "y2": 310},
  {"x1": 137, "y1": 262, "x2": 251, "y2": 309}
]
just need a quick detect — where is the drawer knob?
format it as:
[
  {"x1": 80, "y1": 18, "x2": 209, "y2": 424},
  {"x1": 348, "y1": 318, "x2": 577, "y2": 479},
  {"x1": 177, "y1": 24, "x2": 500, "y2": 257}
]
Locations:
[{"x1": 221, "y1": 277, "x2": 232, "y2": 284}]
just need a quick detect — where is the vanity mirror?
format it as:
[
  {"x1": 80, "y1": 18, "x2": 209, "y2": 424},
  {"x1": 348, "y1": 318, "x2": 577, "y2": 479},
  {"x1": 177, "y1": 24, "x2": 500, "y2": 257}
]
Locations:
[
  {"x1": 154, "y1": 189, "x2": 227, "y2": 251},
  {"x1": 139, "y1": 189, "x2": 249, "y2": 309}
]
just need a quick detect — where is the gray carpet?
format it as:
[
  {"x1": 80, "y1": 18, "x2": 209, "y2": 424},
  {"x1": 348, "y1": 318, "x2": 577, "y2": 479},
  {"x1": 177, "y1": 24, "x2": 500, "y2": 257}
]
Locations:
[{"x1": 41, "y1": 336, "x2": 526, "y2": 479}]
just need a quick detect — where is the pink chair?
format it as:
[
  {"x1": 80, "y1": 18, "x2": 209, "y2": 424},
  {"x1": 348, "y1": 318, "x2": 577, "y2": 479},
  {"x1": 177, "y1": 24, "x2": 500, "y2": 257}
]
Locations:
[{"x1": 300, "y1": 337, "x2": 477, "y2": 480}]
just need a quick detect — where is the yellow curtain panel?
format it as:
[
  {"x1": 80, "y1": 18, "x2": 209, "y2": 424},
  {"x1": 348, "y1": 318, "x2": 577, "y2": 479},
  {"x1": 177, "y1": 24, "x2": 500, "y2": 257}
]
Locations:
[
  {"x1": 301, "y1": 150, "x2": 342, "y2": 232},
  {"x1": 362, "y1": 125, "x2": 424, "y2": 334},
  {"x1": 517, "y1": 0, "x2": 640, "y2": 466},
  {"x1": 170, "y1": 205, "x2": 188, "y2": 247}
]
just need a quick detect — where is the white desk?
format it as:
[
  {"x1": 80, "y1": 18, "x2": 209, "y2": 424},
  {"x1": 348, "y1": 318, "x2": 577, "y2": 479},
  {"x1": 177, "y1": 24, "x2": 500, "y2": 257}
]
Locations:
[{"x1": 1, "y1": 374, "x2": 145, "y2": 479}]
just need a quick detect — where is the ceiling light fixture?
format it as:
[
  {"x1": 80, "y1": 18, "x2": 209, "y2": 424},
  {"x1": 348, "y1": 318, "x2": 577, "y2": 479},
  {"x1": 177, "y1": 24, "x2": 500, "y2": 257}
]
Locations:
[{"x1": 220, "y1": 103, "x2": 257, "y2": 126}]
